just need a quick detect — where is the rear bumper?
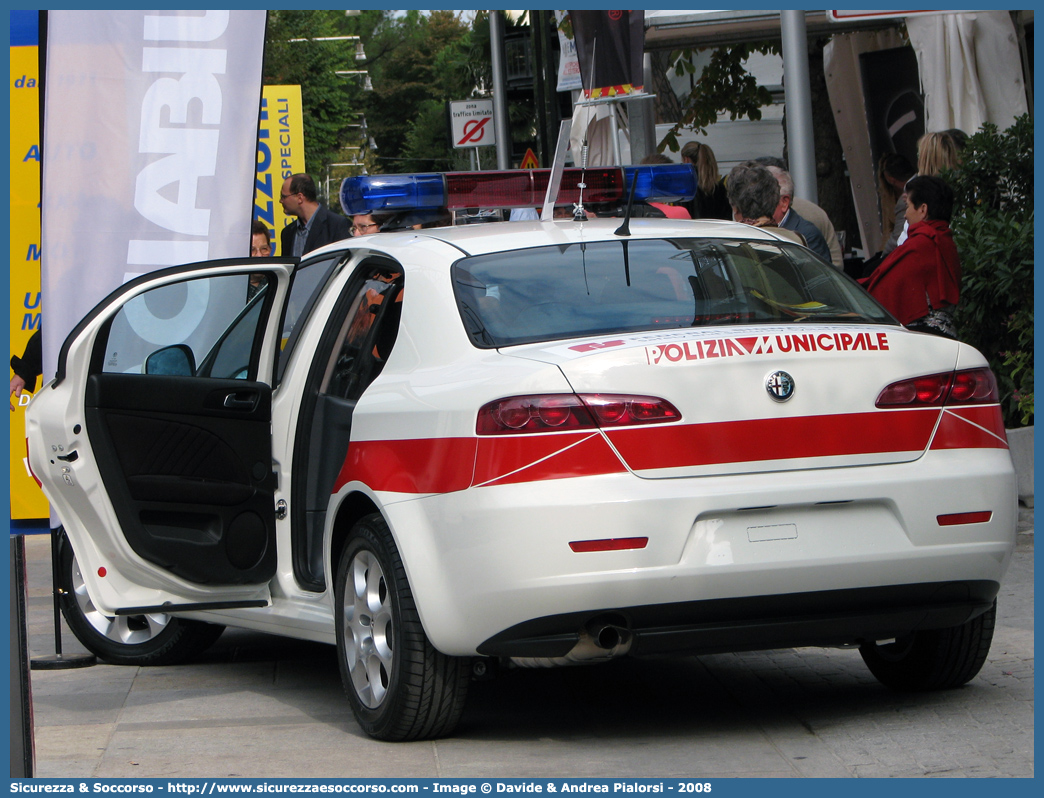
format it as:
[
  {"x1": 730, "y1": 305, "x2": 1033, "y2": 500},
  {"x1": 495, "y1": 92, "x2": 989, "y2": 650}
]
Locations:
[
  {"x1": 477, "y1": 579, "x2": 999, "y2": 658},
  {"x1": 375, "y1": 449, "x2": 1016, "y2": 656}
]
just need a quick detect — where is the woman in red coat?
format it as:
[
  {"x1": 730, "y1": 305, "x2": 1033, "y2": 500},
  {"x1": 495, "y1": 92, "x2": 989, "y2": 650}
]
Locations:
[{"x1": 861, "y1": 175, "x2": 961, "y2": 338}]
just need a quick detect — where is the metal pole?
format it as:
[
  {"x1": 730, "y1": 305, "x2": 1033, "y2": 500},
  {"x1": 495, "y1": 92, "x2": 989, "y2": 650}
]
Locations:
[
  {"x1": 489, "y1": 11, "x2": 511, "y2": 170},
  {"x1": 609, "y1": 105, "x2": 621, "y2": 165},
  {"x1": 10, "y1": 535, "x2": 34, "y2": 777},
  {"x1": 31, "y1": 528, "x2": 95, "y2": 671},
  {"x1": 532, "y1": 10, "x2": 549, "y2": 164},
  {"x1": 780, "y1": 10, "x2": 817, "y2": 204}
]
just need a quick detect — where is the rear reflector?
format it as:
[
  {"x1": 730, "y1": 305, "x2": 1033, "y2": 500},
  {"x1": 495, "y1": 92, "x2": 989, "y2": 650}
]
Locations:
[
  {"x1": 569, "y1": 537, "x2": 649, "y2": 553},
  {"x1": 937, "y1": 511, "x2": 993, "y2": 526}
]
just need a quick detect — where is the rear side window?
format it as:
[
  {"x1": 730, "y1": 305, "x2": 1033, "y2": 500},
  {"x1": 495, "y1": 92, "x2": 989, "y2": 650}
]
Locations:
[{"x1": 453, "y1": 239, "x2": 894, "y2": 347}]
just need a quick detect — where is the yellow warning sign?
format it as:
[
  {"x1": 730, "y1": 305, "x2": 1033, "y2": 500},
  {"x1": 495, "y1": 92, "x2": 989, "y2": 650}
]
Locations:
[{"x1": 519, "y1": 148, "x2": 539, "y2": 169}]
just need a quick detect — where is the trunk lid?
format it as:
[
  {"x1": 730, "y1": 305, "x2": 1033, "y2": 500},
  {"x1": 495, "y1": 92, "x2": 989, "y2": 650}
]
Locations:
[{"x1": 503, "y1": 324, "x2": 960, "y2": 478}]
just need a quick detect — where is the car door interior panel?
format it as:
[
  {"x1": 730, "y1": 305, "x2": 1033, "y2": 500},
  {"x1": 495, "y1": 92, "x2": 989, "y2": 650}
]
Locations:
[{"x1": 84, "y1": 373, "x2": 277, "y2": 585}]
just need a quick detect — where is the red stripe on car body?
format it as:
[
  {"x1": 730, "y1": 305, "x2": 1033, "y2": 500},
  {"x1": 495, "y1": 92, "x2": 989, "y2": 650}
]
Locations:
[
  {"x1": 476, "y1": 432, "x2": 627, "y2": 487},
  {"x1": 605, "y1": 409, "x2": 940, "y2": 471},
  {"x1": 332, "y1": 406, "x2": 1007, "y2": 495},
  {"x1": 929, "y1": 407, "x2": 1009, "y2": 450},
  {"x1": 333, "y1": 437, "x2": 476, "y2": 494}
]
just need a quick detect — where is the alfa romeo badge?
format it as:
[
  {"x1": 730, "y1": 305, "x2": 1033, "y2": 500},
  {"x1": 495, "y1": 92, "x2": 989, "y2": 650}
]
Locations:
[{"x1": 766, "y1": 370, "x2": 795, "y2": 402}]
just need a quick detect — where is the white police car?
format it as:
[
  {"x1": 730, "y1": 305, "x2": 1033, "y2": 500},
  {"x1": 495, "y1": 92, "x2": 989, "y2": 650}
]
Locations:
[{"x1": 26, "y1": 165, "x2": 1016, "y2": 741}]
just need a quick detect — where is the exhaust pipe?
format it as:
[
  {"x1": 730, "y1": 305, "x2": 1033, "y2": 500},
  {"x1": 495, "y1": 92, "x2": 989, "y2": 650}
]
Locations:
[
  {"x1": 588, "y1": 622, "x2": 622, "y2": 651},
  {"x1": 511, "y1": 617, "x2": 632, "y2": 668}
]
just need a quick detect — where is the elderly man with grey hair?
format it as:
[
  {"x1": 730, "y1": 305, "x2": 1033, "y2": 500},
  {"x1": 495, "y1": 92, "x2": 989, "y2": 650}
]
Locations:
[
  {"x1": 725, "y1": 162, "x2": 806, "y2": 247},
  {"x1": 756, "y1": 156, "x2": 842, "y2": 268}
]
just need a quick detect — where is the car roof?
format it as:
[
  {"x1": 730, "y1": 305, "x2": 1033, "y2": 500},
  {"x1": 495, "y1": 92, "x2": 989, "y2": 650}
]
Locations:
[{"x1": 309, "y1": 217, "x2": 791, "y2": 260}]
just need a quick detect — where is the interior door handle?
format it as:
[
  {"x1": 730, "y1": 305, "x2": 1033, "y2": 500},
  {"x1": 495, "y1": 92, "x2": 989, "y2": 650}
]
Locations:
[{"x1": 223, "y1": 392, "x2": 258, "y2": 411}]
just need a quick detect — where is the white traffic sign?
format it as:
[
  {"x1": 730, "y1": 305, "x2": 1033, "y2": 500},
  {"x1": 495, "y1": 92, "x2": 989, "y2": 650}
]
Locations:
[{"x1": 450, "y1": 99, "x2": 495, "y2": 149}]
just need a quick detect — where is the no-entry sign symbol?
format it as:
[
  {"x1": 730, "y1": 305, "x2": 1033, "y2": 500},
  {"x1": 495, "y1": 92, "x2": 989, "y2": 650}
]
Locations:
[{"x1": 450, "y1": 99, "x2": 495, "y2": 149}]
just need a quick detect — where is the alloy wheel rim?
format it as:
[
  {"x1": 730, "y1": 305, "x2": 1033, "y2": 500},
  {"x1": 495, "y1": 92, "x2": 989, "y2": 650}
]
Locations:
[
  {"x1": 343, "y1": 549, "x2": 394, "y2": 708},
  {"x1": 71, "y1": 554, "x2": 171, "y2": 644}
]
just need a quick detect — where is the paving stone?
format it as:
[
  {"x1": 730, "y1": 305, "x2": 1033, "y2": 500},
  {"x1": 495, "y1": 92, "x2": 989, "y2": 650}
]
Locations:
[{"x1": 21, "y1": 519, "x2": 1034, "y2": 778}]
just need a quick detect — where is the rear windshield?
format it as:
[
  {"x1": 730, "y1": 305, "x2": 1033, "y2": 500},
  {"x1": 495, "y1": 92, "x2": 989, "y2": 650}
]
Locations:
[{"x1": 453, "y1": 238, "x2": 895, "y2": 348}]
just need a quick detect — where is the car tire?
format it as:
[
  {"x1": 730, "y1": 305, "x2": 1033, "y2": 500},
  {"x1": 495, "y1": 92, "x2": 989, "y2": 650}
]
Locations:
[
  {"x1": 334, "y1": 513, "x2": 469, "y2": 741},
  {"x1": 859, "y1": 600, "x2": 997, "y2": 691},
  {"x1": 57, "y1": 529, "x2": 225, "y2": 666}
]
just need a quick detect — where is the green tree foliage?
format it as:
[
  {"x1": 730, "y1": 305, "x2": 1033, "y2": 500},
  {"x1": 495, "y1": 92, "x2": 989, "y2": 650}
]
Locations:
[
  {"x1": 262, "y1": 11, "x2": 537, "y2": 178},
  {"x1": 263, "y1": 10, "x2": 379, "y2": 176},
  {"x1": 363, "y1": 10, "x2": 477, "y2": 172},
  {"x1": 947, "y1": 114, "x2": 1034, "y2": 427},
  {"x1": 659, "y1": 43, "x2": 777, "y2": 153}
]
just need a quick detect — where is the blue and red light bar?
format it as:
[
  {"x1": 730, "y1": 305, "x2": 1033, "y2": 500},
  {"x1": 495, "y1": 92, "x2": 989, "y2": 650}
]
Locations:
[{"x1": 340, "y1": 164, "x2": 697, "y2": 215}]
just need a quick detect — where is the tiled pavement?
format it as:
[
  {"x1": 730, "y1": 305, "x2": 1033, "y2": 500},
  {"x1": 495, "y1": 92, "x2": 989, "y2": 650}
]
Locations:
[{"x1": 20, "y1": 508, "x2": 1033, "y2": 778}]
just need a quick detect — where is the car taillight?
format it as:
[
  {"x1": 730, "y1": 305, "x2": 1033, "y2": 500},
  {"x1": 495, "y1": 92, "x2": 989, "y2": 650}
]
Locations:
[
  {"x1": 876, "y1": 368, "x2": 999, "y2": 408},
  {"x1": 947, "y1": 368, "x2": 999, "y2": 404},
  {"x1": 582, "y1": 394, "x2": 681, "y2": 426},
  {"x1": 476, "y1": 394, "x2": 681, "y2": 435}
]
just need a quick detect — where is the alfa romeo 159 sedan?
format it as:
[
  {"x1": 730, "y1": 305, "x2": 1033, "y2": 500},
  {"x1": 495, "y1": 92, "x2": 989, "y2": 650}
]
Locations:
[{"x1": 26, "y1": 167, "x2": 1016, "y2": 741}]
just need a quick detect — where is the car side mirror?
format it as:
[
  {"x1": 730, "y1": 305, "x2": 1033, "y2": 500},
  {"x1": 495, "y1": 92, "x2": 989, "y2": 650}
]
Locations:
[{"x1": 144, "y1": 344, "x2": 196, "y2": 376}]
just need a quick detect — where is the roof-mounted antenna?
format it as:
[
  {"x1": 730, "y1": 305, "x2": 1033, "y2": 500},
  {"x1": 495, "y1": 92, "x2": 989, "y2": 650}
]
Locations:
[
  {"x1": 573, "y1": 141, "x2": 589, "y2": 222},
  {"x1": 614, "y1": 170, "x2": 639, "y2": 236}
]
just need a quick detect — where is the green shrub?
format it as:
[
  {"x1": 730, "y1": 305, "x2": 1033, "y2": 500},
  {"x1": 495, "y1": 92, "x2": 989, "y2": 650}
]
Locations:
[{"x1": 947, "y1": 114, "x2": 1034, "y2": 428}]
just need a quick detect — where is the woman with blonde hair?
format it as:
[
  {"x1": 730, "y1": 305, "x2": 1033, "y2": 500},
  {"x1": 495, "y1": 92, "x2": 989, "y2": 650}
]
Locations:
[
  {"x1": 680, "y1": 140, "x2": 731, "y2": 220},
  {"x1": 917, "y1": 129, "x2": 966, "y2": 177},
  {"x1": 881, "y1": 129, "x2": 967, "y2": 257}
]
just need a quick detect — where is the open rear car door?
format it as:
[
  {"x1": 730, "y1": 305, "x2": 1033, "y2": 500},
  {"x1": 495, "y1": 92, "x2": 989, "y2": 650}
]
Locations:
[{"x1": 27, "y1": 259, "x2": 296, "y2": 617}]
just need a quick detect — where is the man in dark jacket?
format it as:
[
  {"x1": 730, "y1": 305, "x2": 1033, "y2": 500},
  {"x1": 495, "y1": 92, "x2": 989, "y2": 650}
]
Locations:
[
  {"x1": 278, "y1": 173, "x2": 351, "y2": 257},
  {"x1": 763, "y1": 165, "x2": 833, "y2": 265}
]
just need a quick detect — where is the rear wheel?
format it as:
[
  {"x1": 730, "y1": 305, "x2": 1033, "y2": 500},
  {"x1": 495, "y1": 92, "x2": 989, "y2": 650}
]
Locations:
[
  {"x1": 859, "y1": 601, "x2": 997, "y2": 690},
  {"x1": 57, "y1": 530, "x2": 225, "y2": 666},
  {"x1": 334, "y1": 513, "x2": 469, "y2": 740}
]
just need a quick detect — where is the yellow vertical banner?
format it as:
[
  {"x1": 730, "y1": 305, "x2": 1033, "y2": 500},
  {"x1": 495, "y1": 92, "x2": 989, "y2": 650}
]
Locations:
[
  {"x1": 9, "y1": 19, "x2": 47, "y2": 521},
  {"x1": 254, "y1": 85, "x2": 306, "y2": 257}
]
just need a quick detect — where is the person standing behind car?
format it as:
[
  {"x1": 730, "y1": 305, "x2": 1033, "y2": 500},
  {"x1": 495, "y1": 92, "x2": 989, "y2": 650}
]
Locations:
[
  {"x1": 680, "y1": 140, "x2": 731, "y2": 220},
  {"x1": 877, "y1": 153, "x2": 917, "y2": 256},
  {"x1": 351, "y1": 211, "x2": 394, "y2": 235},
  {"x1": 886, "y1": 130, "x2": 967, "y2": 254},
  {"x1": 279, "y1": 173, "x2": 351, "y2": 257},
  {"x1": 10, "y1": 328, "x2": 41, "y2": 411},
  {"x1": 755, "y1": 156, "x2": 842, "y2": 268},
  {"x1": 860, "y1": 175, "x2": 961, "y2": 339},
  {"x1": 725, "y1": 162, "x2": 806, "y2": 247},
  {"x1": 250, "y1": 219, "x2": 272, "y2": 257},
  {"x1": 247, "y1": 220, "x2": 272, "y2": 301},
  {"x1": 638, "y1": 154, "x2": 692, "y2": 218},
  {"x1": 762, "y1": 164, "x2": 834, "y2": 265}
]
